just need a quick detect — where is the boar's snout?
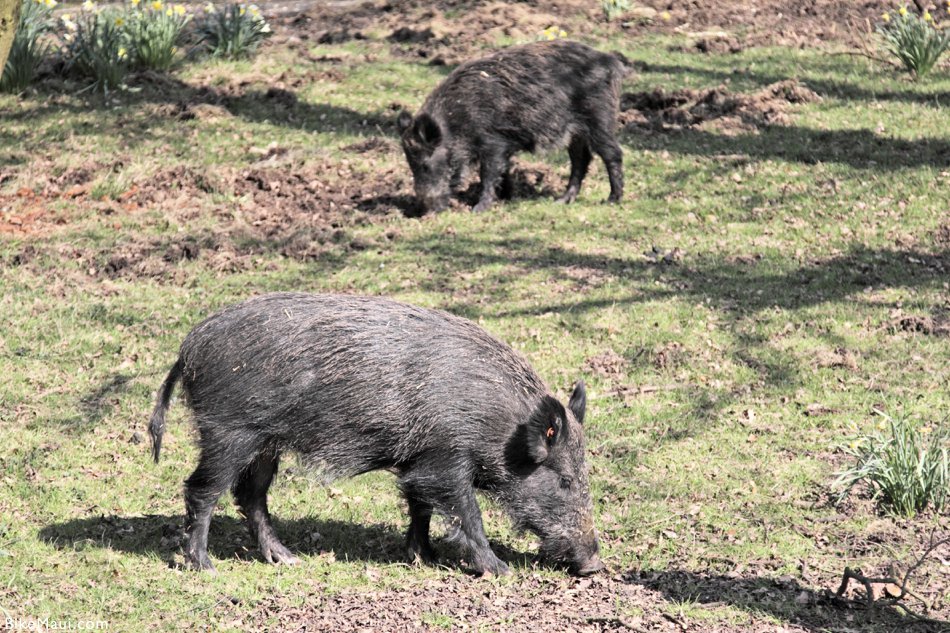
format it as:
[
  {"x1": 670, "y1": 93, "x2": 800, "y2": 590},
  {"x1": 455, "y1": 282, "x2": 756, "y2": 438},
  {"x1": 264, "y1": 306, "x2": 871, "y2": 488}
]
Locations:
[{"x1": 572, "y1": 553, "x2": 605, "y2": 576}]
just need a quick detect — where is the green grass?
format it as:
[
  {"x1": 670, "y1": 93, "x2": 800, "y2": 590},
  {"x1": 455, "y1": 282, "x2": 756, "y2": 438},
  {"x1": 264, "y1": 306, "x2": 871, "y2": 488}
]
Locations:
[{"x1": 1, "y1": 21, "x2": 949, "y2": 632}]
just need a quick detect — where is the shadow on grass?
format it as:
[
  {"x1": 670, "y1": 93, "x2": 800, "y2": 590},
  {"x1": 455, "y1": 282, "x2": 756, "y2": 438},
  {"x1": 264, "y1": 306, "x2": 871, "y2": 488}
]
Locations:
[
  {"x1": 622, "y1": 120, "x2": 950, "y2": 169},
  {"x1": 627, "y1": 568, "x2": 948, "y2": 633},
  {"x1": 404, "y1": 234, "x2": 949, "y2": 318},
  {"x1": 638, "y1": 60, "x2": 950, "y2": 107},
  {"x1": 38, "y1": 513, "x2": 536, "y2": 574},
  {"x1": 4, "y1": 72, "x2": 401, "y2": 145}
]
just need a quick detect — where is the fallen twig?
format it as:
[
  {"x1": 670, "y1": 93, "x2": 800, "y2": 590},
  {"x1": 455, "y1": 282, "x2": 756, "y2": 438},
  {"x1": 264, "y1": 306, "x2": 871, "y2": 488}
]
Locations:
[{"x1": 835, "y1": 533, "x2": 950, "y2": 622}]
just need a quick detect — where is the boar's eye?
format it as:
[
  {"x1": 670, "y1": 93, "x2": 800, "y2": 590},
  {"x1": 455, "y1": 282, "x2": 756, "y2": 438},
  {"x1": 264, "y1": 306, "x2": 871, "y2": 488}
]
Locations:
[{"x1": 559, "y1": 476, "x2": 572, "y2": 490}]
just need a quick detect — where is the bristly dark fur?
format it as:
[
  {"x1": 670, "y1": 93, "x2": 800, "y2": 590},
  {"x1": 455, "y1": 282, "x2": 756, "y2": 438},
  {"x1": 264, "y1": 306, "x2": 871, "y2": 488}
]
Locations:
[
  {"x1": 150, "y1": 293, "x2": 601, "y2": 576},
  {"x1": 399, "y1": 39, "x2": 626, "y2": 213}
]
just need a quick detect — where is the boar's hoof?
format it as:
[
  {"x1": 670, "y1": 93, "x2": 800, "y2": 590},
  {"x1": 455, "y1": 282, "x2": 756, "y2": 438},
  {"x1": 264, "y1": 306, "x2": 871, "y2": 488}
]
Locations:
[
  {"x1": 261, "y1": 540, "x2": 301, "y2": 566},
  {"x1": 472, "y1": 552, "x2": 510, "y2": 577},
  {"x1": 185, "y1": 551, "x2": 217, "y2": 573},
  {"x1": 605, "y1": 193, "x2": 622, "y2": 204},
  {"x1": 471, "y1": 200, "x2": 494, "y2": 213},
  {"x1": 407, "y1": 541, "x2": 438, "y2": 567},
  {"x1": 557, "y1": 191, "x2": 578, "y2": 204}
]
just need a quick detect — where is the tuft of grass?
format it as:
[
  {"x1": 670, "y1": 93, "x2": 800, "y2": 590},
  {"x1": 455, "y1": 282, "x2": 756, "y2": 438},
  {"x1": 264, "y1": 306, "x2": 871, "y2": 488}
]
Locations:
[
  {"x1": 602, "y1": 0, "x2": 631, "y2": 23},
  {"x1": 877, "y1": 7, "x2": 950, "y2": 78},
  {"x1": 61, "y1": 5, "x2": 131, "y2": 92},
  {"x1": 125, "y1": 0, "x2": 191, "y2": 71},
  {"x1": 834, "y1": 411, "x2": 949, "y2": 517},
  {"x1": 197, "y1": 3, "x2": 271, "y2": 60},
  {"x1": 0, "y1": 0, "x2": 56, "y2": 94}
]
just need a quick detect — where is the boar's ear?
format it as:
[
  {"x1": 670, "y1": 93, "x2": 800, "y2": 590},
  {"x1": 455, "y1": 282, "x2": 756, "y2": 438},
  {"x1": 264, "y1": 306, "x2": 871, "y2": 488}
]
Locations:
[
  {"x1": 396, "y1": 109, "x2": 413, "y2": 133},
  {"x1": 526, "y1": 396, "x2": 566, "y2": 464},
  {"x1": 412, "y1": 112, "x2": 442, "y2": 147},
  {"x1": 569, "y1": 380, "x2": 587, "y2": 425}
]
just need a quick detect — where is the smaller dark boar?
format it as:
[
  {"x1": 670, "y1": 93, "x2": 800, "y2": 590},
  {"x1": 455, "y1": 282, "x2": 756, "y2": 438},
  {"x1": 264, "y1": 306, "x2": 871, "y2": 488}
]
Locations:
[
  {"x1": 398, "y1": 39, "x2": 628, "y2": 213},
  {"x1": 149, "y1": 293, "x2": 602, "y2": 577}
]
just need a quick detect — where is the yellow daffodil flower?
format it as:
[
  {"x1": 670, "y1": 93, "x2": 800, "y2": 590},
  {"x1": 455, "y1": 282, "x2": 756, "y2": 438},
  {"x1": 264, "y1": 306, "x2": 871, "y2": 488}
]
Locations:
[
  {"x1": 151, "y1": 0, "x2": 163, "y2": 10},
  {"x1": 82, "y1": 0, "x2": 96, "y2": 10},
  {"x1": 131, "y1": 0, "x2": 140, "y2": 6},
  {"x1": 923, "y1": 10, "x2": 933, "y2": 21},
  {"x1": 114, "y1": 16, "x2": 124, "y2": 26},
  {"x1": 660, "y1": 11, "x2": 671, "y2": 21},
  {"x1": 882, "y1": 12, "x2": 891, "y2": 22},
  {"x1": 118, "y1": 46, "x2": 128, "y2": 59},
  {"x1": 173, "y1": 4, "x2": 185, "y2": 15},
  {"x1": 898, "y1": 5, "x2": 908, "y2": 16},
  {"x1": 239, "y1": 6, "x2": 246, "y2": 15},
  {"x1": 205, "y1": 2, "x2": 214, "y2": 11}
]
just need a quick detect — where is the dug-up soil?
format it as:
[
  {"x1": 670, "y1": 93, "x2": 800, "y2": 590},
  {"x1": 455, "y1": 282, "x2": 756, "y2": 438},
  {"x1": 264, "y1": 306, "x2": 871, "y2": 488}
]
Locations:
[{"x1": 290, "y1": 0, "x2": 903, "y2": 65}]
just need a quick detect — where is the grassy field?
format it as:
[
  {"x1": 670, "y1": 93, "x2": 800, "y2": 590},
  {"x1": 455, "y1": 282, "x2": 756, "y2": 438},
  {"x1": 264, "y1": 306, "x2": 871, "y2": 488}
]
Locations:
[{"x1": 1, "y1": 4, "x2": 949, "y2": 631}]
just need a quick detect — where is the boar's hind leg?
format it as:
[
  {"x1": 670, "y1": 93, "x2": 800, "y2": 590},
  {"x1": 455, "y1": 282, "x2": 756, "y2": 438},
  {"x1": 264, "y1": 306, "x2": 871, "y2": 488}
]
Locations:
[
  {"x1": 232, "y1": 448, "x2": 300, "y2": 566},
  {"x1": 558, "y1": 136, "x2": 593, "y2": 204},
  {"x1": 403, "y1": 490, "x2": 438, "y2": 565},
  {"x1": 590, "y1": 121, "x2": 624, "y2": 203},
  {"x1": 183, "y1": 449, "x2": 253, "y2": 571}
]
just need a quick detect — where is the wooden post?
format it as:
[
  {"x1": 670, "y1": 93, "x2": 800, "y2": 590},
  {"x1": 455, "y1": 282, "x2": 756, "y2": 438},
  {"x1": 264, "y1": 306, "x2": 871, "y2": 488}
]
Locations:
[{"x1": 0, "y1": 0, "x2": 22, "y2": 77}]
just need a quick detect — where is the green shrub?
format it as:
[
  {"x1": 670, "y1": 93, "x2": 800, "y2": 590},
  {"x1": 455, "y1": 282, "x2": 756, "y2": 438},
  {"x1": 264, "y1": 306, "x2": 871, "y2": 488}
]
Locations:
[
  {"x1": 197, "y1": 3, "x2": 271, "y2": 60},
  {"x1": 1, "y1": 0, "x2": 57, "y2": 94},
  {"x1": 834, "y1": 411, "x2": 949, "y2": 517},
  {"x1": 125, "y1": 0, "x2": 192, "y2": 71},
  {"x1": 602, "y1": 0, "x2": 631, "y2": 22},
  {"x1": 61, "y1": 3, "x2": 131, "y2": 92},
  {"x1": 877, "y1": 6, "x2": 950, "y2": 78}
]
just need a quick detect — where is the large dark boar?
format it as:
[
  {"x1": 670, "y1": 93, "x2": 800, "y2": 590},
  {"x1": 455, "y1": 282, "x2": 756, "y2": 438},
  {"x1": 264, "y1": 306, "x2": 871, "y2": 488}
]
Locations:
[
  {"x1": 149, "y1": 293, "x2": 602, "y2": 576},
  {"x1": 398, "y1": 39, "x2": 627, "y2": 213}
]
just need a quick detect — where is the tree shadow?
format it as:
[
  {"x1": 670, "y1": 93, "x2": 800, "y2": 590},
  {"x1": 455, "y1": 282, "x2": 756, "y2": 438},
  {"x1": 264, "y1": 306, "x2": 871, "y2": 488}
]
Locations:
[
  {"x1": 400, "y1": 234, "x2": 948, "y2": 319},
  {"x1": 638, "y1": 60, "x2": 950, "y2": 107},
  {"x1": 3, "y1": 72, "x2": 403, "y2": 149},
  {"x1": 626, "y1": 568, "x2": 948, "y2": 632},
  {"x1": 621, "y1": 119, "x2": 950, "y2": 170},
  {"x1": 38, "y1": 513, "x2": 537, "y2": 574}
]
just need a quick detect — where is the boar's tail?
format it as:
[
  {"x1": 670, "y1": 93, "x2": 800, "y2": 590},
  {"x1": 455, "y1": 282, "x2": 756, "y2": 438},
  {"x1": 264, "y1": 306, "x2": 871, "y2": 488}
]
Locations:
[{"x1": 149, "y1": 358, "x2": 182, "y2": 463}]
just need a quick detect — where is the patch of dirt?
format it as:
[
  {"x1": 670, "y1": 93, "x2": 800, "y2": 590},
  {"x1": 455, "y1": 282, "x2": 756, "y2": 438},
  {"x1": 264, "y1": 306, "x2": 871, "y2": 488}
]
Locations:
[
  {"x1": 342, "y1": 136, "x2": 397, "y2": 154},
  {"x1": 621, "y1": 80, "x2": 821, "y2": 135},
  {"x1": 888, "y1": 309, "x2": 950, "y2": 337},
  {"x1": 814, "y1": 347, "x2": 859, "y2": 370},
  {"x1": 286, "y1": 0, "x2": 903, "y2": 66},
  {"x1": 620, "y1": 0, "x2": 899, "y2": 49},
  {"x1": 934, "y1": 221, "x2": 950, "y2": 246},
  {"x1": 6, "y1": 153, "x2": 416, "y2": 280},
  {"x1": 584, "y1": 349, "x2": 628, "y2": 380},
  {"x1": 652, "y1": 341, "x2": 686, "y2": 370},
  {"x1": 293, "y1": 1, "x2": 599, "y2": 66},
  {"x1": 240, "y1": 559, "x2": 950, "y2": 632}
]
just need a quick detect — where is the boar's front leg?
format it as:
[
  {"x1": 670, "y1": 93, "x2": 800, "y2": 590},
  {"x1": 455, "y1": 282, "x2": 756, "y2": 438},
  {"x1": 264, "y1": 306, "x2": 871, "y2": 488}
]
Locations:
[
  {"x1": 402, "y1": 469, "x2": 509, "y2": 575},
  {"x1": 448, "y1": 487, "x2": 509, "y2": 576},
  {"x1": 473, "y1": 149, "x2": 509, "y2": 213}
]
